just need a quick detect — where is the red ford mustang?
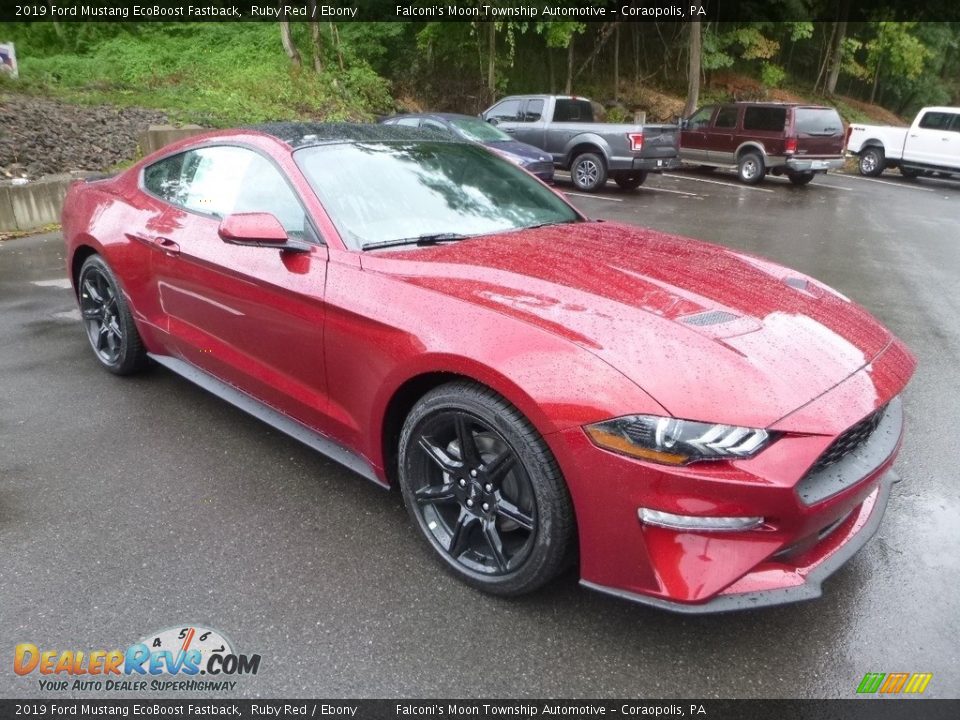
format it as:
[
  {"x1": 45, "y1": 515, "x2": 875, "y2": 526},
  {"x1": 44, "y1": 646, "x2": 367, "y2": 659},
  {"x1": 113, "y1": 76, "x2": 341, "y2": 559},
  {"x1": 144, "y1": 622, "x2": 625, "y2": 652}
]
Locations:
[{"x1": 62, "y1": 123, "x2": 915, "y2": 612}]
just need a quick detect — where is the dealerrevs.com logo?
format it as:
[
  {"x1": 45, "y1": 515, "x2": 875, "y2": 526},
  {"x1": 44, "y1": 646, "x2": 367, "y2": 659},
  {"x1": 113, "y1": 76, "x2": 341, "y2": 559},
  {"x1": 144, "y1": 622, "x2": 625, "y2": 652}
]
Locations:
[{"x1": 14, "y1": 625, "x2": 261, "y2": 692}]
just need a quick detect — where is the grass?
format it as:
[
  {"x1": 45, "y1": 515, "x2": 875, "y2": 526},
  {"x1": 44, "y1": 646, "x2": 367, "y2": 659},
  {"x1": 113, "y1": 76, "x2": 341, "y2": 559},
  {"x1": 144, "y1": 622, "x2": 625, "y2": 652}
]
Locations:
[{"x1": 8, "y1": 24, "x2": 394, "y2": 127}]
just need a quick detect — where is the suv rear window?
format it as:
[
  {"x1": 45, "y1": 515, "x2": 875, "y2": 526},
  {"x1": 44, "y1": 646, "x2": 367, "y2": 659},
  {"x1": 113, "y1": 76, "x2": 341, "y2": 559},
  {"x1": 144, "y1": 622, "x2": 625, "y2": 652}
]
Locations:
[
  {"x1": 795, "y1": 108, "x2": 843, "y2": 136},
  {"x1": 554, "y1": 99, "x2": 594, "y2": 123},
  {"x1": 743, "y1": 107, "x2": 787, "y2": 132}
]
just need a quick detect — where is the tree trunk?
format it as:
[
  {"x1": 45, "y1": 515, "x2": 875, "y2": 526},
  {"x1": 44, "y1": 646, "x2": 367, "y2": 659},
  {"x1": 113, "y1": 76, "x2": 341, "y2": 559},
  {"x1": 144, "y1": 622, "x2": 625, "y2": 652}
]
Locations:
[
  {"x1": 306, "y1": 2, "x2": 323, "y2": 72},
  {"x1": 825, "y1": 20, "x2": 847, "y2": 96},
  {"x1": 565, "y1": 36, "x2": 574, "y2": 94},
  {"x1": 814, "y1": 22, "x2": 836, "y2": 94},
  {"x1": 575, "y1": 22, "x2": 619, "y2": 81},
  {"x1": 487, "y1": 22, "x2": 496, "y2": 94},
  {"x1": 683, "y1": 21, "x2": 702, "y2": 117},
  {"x1": 548, "y1": 47, "x2": 556, "y2": 94},
  {"x1": 633, "y1": 23, "x2": 640, "y2": 82},
  {"x1": 613, "y1": 24, "x2": 620, "y2": 102},
  {"x1": 279, "y1": 20, "x2": 301, "y2": 68}
]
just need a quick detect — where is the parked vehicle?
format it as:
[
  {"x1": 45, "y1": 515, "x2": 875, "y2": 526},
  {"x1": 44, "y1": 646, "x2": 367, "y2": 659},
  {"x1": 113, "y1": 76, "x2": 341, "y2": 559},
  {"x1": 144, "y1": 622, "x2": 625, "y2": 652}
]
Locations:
[
  {"x1": 379, "y1": 112, "x2": 555, "y2": 182},
  {"x1": 846, "y1": 106, "x2": 960, "y2": 179},
  {"x1": 480, "y1": 94, "x2": 681, "y2": 192},
  {"x1": 680, "y1": 102, "x2": 846, "y2": 185},
  {"x1": 62, "y1": 123, "x2": 914, "y2": 612}
]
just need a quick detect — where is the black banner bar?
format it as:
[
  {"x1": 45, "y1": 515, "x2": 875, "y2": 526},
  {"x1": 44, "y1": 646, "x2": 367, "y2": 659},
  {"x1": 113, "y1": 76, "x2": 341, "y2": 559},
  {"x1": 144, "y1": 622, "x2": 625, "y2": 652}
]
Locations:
[
  {"x1": 1, "y1": 700, "x2": 959, "y2": 720},
  {"x1": 3, "y1": 0, "x2": 960, "y2": 24}
]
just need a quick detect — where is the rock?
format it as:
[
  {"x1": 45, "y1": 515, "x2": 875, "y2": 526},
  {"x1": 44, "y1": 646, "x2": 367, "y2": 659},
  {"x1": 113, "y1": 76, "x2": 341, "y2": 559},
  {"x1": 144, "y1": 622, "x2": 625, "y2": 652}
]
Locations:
[{"x1": 0, "y1": 93, "x2": 168, "y2": 179}]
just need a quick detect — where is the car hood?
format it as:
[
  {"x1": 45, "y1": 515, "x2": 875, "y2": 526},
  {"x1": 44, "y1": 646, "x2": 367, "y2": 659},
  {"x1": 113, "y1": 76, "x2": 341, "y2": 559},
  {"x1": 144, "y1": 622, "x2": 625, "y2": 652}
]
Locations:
[
  {"x1": 484, "y1": 140, "x2": 552, "y2": 163},
  {"x1": 361, "y1": 222, "x2": 893, "y2": 428}
]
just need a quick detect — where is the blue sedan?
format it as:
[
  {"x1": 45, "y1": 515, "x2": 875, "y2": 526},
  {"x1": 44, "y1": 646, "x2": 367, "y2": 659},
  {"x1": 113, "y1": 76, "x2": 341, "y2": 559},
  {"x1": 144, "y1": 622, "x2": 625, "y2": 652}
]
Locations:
[{"x1": 379, "y1": 112, "x2": 555, "y2": 182}]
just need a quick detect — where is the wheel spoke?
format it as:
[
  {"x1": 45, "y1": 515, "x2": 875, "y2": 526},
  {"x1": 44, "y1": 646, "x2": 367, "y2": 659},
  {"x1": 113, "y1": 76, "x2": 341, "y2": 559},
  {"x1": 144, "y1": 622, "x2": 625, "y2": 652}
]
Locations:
[
  {"x1": 82, "y1": 307, "x2": 103, "y2": 320},
  {"x1": 453, "y1": 415, "x2": 481, "y2": 466},
  {"x1": 83, "y1": 279, "x2": 103, "y2": 304},
  {"x1": 497, "y1": 498, "x2": 534, "y2": 531},
  {"x1": 95, "y1": 323, "x2": 109, "y2": 351},
  {"x1": 447, "y1": 510, "x2": 475, "y2": 559},
  {"x1": 414, "y1": 482, "x2": 457, "y2": 506},
  {"x1": 483, "y1": 449, "x2": 515, "y2": 484},
  {"x1": 482, "y1": 519, "x2": 509, "y2": 572},
  {"x1": 418, "y1": 437, "x2": 461, "y2": 473}
]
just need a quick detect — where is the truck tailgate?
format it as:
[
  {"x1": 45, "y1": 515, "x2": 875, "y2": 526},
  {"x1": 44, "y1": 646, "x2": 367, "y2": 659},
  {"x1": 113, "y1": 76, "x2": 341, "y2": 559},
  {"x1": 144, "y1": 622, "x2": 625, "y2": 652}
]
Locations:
[{"x1": 639, "y1": 124, "x2": 679, "y2": 159}]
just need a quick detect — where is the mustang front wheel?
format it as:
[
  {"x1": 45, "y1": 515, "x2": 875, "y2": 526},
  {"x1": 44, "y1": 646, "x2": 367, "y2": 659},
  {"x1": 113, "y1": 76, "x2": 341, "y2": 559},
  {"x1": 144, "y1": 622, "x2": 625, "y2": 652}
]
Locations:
[
  {"x1": 399, "y1": 381, "x2": 575, "y2": 595},
  {"x1": 78, "y1": 254, "x2": 147, "y2": 375}
]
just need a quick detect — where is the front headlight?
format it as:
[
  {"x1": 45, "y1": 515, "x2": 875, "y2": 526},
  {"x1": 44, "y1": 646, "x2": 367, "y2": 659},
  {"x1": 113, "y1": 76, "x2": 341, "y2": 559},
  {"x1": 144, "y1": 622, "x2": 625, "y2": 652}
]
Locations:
[{"x1": 584, "y1": 415, "x2": 775, "y2": 465}]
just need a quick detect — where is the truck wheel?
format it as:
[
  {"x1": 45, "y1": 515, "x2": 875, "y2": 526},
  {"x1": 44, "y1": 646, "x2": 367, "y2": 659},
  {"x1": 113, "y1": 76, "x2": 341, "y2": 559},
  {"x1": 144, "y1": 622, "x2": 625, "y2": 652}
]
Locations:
[
  {"x1": 858, "y1": 147, "x2": 885, "y2": 177},
  {"x1": 899, "y1": 166, "x2": 919, "y2": 179},
  {"x1": 737, "y1": 152, "x2": 766, "y2": 185},
  {"x1": 571, "y1": 153, "x2": 607, "y2": 192},
  {"x1": 788, "y1": 171, "x2": 815, "y2": 186},
  {"x1": 614, "y1": 172, "x2": 648, "y2": 190}
]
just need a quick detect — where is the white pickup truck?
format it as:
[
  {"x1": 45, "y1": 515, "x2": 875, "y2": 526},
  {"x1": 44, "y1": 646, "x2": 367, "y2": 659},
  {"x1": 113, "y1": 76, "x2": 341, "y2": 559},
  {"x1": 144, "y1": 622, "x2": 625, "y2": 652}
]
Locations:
[{"x1": 846, "y1": 106, "x2": 960, "y2": 178}]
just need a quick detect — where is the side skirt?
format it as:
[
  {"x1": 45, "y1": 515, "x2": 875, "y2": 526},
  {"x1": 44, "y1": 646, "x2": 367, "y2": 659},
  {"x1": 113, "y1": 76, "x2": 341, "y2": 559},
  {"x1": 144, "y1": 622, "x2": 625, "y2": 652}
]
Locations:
[{"x1": 148, "y1": 353, "x2": 387, "y2": 489}]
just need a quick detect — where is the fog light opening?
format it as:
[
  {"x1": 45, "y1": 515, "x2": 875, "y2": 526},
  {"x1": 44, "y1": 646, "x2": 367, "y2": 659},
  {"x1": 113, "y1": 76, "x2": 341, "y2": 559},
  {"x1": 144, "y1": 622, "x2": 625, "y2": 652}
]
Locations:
[{"x1": 638, "y1": 508, "x2": 764, "y2": 532}]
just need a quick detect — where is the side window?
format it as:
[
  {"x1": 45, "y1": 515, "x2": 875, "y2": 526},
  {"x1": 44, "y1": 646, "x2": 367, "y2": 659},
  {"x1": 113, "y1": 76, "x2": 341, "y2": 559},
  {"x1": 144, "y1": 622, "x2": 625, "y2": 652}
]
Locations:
[
  {"x1": 743, "y1": 106, "x2": 787, "y2": 132},
  {"x1": 687, "y1": 106, "x2": 715, "y2": 130},
  {"x1": 553, "y1": 99, "x2": 594, "y2": 122},
  {"x1": 714, "y1": 106, "x2": 739, "y2": 129},
  {"x1": 950, "y1": 114, "x2": 960, "y2": 132},
  {"x1": 154, "y1": 146, "x2": 308, "y2": 239},
  {"x1": 421, "y1": 119, "x2": 449, "y2": 133},
  {"x1": 394, "y1": 117, "x2": 421, "y2": 127},
  {"x1": 523, "y1": 99, "x2": 544, "y2": 122},
  {"x1": 918, "y1": 111, "x2": 954, "y2": 131},
  {"x1": 487, "y1": 99, "x2": 522, "y2": 122},
  {"x1": 143, "y1": 153, "x2": 188, "y2": 205}
]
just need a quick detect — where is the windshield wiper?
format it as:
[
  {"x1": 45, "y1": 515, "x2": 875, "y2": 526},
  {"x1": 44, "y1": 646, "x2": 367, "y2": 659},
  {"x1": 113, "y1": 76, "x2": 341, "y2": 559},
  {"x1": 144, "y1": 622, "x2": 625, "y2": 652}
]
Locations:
[{"x1": 361, "y1": 233, "x2": 468, "y2": 251}]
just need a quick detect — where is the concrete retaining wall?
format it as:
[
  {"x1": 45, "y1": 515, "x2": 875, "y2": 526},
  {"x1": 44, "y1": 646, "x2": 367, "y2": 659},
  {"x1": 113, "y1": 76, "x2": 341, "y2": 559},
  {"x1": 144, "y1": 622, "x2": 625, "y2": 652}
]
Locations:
[
  {"x1": 138, "y1": 124, "x2": 207, "y2": 155},
  {"x1": 0, "y1": 174, "x2": 86, "y2": 232}
]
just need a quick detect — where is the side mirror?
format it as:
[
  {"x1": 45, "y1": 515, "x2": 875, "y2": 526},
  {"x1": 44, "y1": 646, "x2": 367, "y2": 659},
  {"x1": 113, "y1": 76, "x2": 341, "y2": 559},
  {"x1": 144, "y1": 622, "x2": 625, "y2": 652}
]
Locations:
[
  {"x1": 218, "y1": 213, "x2": 288, "y2": 247},
  {"x1": 487, "y1": 117, "x2": 499, "y2": 126}
]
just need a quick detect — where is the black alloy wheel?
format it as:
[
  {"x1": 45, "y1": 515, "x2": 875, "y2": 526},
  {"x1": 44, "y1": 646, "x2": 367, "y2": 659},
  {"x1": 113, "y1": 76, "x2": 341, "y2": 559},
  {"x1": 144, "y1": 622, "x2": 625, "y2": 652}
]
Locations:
[
  {"x1": 78, "y1": 255, "x2": 147, "y2": 375},
  {"x1": 399, "y1": 382, "x2": 574, "y2": 595}
]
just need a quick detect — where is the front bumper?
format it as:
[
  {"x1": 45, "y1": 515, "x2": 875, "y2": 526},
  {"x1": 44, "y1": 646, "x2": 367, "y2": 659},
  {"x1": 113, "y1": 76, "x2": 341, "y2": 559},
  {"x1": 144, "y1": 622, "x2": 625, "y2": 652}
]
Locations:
[
  {"x1": 582, "y1": 469, "x2": 894, "y2": 613},
  {"x1": 548, "y1": 347, "x2": 912, "y2": 613},
  {"x1": 785, "y1": 157, "x2": 845, "y2": 172}
]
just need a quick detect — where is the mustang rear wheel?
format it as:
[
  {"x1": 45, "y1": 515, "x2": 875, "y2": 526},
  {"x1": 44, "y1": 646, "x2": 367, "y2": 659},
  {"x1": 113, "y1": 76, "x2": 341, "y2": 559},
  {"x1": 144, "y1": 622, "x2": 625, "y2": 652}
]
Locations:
[
  {"x1": 78, "y1": 254, "x2": 147, "y2": 375},
  {"x1": 398, "y1": 381, "x2": 575, "y2": 596}
]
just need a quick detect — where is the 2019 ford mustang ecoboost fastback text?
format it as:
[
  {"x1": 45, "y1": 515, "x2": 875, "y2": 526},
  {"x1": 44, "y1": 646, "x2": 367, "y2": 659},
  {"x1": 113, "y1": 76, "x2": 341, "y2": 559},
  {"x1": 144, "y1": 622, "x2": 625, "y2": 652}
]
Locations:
[{"x1": 61, "y1": 123, "x2": 915, "y2": 612}]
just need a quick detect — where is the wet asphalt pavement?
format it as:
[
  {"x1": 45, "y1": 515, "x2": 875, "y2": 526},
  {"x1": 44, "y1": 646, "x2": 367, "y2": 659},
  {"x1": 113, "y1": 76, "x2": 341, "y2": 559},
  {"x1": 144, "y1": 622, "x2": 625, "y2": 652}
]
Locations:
[{"x1": 1, "y1": 168, "x2": 958, "y2": 699}]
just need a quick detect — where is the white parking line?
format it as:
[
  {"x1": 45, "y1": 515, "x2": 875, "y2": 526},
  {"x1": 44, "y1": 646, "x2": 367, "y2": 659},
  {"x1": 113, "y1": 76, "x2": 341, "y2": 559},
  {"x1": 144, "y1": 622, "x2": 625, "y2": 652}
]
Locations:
[
  {"x1": 642, "y1": 186, "x2": 699, "y2": 197},
  {"x1": 833, "y1": 174, "x2": 935, "y2": 192},
  {"x1": 31, "y1": 278, "x2": 72, "y2": 289},
  {"x1": 663, "y1": 173, "x2": 775, "y2": 193},
  {"x1": 563, "y1": 191, "x2": 623, "y2": 202}
]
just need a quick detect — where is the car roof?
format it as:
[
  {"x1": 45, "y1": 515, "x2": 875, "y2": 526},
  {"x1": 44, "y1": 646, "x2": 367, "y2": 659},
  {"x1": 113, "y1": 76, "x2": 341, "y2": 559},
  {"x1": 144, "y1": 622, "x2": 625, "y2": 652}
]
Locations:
[
  {"x1": 384, "y1": 112, "x2": 485, "y2": 123},
  {"x1": 248, "y1": 122, "x2": 465, "y2": 148},
  {"x1": 719, "y1": 102, "x2": 838, "y2": 110}
]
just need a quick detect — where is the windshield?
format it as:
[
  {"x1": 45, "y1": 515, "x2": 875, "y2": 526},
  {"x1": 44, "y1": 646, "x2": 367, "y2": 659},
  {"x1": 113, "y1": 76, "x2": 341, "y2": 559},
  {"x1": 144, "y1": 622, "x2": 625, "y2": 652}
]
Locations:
[
  {"x1": 795, "y1": 108, "x2": 843, "y2": 136},
  {"x1": 449, "y1": 117, "x2": 512, "y2": 143},
  {"x1": 294, "y1": 141, "x2": 578, "y2": 250}
]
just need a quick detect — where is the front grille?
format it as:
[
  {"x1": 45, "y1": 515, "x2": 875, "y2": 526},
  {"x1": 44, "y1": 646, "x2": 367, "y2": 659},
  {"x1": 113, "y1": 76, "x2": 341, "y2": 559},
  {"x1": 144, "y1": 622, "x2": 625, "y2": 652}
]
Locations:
[{"x1": 810, "y1": 404, "x2": 888, "y2": 473}]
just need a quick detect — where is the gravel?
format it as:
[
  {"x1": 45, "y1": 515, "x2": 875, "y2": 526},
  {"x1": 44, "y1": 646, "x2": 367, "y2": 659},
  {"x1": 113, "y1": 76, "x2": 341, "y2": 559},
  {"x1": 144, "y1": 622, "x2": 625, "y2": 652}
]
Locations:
[{"x1": 0, "y1": 93, "x2": 167, "y2": 179}]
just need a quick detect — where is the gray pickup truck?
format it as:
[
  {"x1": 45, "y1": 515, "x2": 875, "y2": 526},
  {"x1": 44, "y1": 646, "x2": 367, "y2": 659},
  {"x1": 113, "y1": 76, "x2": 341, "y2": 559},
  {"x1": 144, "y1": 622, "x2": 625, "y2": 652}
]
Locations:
[{"x1": 480, "y1": 94, "x2": 681, "y2": 192}]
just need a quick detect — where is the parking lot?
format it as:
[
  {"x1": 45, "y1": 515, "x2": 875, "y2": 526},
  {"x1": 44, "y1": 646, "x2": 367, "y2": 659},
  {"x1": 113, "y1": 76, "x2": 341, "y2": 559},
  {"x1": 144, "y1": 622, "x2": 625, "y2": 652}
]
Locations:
[{"x1": 1, "y1": 168, "x2": 958, "y2": 698}]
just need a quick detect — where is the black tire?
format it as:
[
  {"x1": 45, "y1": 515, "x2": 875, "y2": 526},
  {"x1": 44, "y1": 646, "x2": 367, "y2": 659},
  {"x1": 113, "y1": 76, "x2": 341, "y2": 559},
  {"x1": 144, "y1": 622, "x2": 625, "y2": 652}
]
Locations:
[
  {"x1": 398, "y1": 381, "x2": 575, "y2": 596},
  {"x1": 858, "y1": 147, "x2": 885, "y2": 177},
  {"x1": 77, "y1": 254, "x2": 147, "y2": 375},
  {"x1": 614, "y1": 171, "x2": 648, "y2": 190},
  {"x1": 737, "y1": 151, "x2": 766, "y2": 185},
  {"x1": 570, "y1": 152, "x2": 607, "y2": 192},
  {"x1": 899, "y1": 166, "x2": 920, "y2": 179},
  {"x1": 788, "y1": 171, "x2": 816, "y2": 186}
]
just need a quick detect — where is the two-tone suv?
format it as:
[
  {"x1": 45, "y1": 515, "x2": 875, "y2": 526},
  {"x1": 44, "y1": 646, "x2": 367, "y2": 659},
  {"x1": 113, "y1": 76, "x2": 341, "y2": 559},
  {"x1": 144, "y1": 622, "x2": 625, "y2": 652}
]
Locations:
[{"x1": 680, "y1": 102, "x2": 845, "y2": 185}]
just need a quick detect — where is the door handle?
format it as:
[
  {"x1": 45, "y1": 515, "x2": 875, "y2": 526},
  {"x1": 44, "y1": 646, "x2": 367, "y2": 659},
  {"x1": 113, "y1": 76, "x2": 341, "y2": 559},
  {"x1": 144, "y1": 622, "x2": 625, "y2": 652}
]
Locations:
[{"x1": 154, "y1": 237, "x2": 180, "y2": 257}]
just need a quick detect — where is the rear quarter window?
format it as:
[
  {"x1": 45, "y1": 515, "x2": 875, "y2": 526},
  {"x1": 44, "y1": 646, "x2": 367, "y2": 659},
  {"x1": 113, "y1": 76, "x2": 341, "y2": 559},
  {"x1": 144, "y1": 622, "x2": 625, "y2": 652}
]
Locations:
[
  {"x1": 743, "y1": 107, "x2": 787, "y2": 132},
  {"x1": 795, "y1": 108, "x2": 844, "y2": 135},
  {"x1": 554, "y1": 99, "x2": 594, "y2": 123}
]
